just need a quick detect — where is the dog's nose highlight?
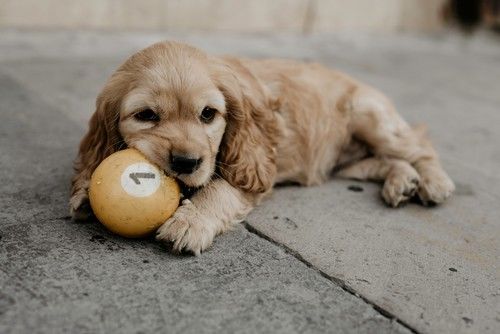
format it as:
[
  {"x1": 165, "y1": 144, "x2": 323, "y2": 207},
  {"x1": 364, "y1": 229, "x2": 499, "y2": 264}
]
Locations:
[{"x1": 170, "y1": 155, "x2": 202, "y2": 174}]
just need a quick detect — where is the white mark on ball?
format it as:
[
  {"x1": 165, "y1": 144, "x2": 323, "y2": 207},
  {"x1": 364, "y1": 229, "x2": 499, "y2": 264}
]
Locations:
[{"x1": 120, "y1": 163, "x2": 161, "y2": 197}]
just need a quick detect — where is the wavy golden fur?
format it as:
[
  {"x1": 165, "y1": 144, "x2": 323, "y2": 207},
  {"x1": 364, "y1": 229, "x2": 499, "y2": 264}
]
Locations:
[{"x1": 71, "y1": 41, "x2": 454, "y2": 255}]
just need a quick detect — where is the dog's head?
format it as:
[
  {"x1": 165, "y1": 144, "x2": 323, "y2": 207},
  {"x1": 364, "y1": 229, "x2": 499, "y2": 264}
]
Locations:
[{"x1": 78, "y1": 41, "x2": 278, "y2": 193}]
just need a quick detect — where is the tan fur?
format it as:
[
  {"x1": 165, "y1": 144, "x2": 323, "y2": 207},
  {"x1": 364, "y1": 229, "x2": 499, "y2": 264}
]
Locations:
[{"x1": 71, "y1": 41, "x2": 454, "y2": 254}]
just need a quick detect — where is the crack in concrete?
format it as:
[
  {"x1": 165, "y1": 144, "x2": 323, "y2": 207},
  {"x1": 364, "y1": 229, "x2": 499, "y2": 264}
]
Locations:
[{"x1": 243, "y1": 221, "x2": 420, "y2": 334}]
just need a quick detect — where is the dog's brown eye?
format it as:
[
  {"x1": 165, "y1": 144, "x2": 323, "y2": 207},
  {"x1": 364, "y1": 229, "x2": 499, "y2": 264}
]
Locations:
[
  {"x1": 200, "y1": 107, "x2": 217, "y2": 124},
  {"x1": 135, "y1": 109, "x2": 160, "y2": 122}
]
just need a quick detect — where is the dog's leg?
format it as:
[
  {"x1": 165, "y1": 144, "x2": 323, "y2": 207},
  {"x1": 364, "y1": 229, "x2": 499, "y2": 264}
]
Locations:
[
  {"x1": 337, "y1": 157, "x2": 420, "y2": 207},
  {"x1": 156, "y1": 178, "x2": 254, "y2": 255},
  {"x1": 347, "y1": 87, "x2": 454, "y2": 205},
  {"x1": 70, "y1": 171, "x2": 92, "y2": 220}
]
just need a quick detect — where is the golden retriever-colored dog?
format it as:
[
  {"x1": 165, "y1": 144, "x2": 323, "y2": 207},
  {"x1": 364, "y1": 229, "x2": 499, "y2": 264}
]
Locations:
[{"x1": 70, "y1": 41, "x2": 454, "y2": 255}]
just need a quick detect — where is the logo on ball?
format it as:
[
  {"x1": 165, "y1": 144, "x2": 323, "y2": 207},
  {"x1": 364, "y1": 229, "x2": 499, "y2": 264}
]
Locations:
[{"x1": 120, "y1": 163, "x2": 161, "y2": 197}]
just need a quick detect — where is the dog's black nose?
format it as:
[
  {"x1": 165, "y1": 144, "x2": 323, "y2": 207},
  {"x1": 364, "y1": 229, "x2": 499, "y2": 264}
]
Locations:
[{"x1": 170, "y1": 155, "x2": 202, "y2": 174}]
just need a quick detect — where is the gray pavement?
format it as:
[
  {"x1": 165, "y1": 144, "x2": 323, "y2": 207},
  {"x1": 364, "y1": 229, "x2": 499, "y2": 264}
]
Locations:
[
  {"x1": 1, "y1": 30, "x2": 499, "y2": 334},
  {"x1": 0, "y1": 70, "x2": 408, "y2": 334}
]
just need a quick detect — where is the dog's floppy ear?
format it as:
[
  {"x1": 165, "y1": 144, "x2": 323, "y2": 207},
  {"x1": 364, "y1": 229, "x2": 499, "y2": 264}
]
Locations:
[
  {"x1": 211, "y1": 57, "x2": 280, "y2": 193},
  {"x1": 72, "y1": 74, "x2": 128, "y2": 191}
]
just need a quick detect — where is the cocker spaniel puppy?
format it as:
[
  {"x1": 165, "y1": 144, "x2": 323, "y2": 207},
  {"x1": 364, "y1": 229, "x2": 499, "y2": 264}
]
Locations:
[{"x1": 71, "y1": 41, "x2": 454, "y2": 255}]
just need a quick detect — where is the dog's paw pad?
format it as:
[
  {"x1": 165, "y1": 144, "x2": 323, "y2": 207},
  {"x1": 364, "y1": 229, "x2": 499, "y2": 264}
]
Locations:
[
  {"x1": 382, "y1": 172, "x2": 420, "y2": 208},
  {"x1": 69, "y1": 192, "x2": 92, "y2": 221},
  {"x1": 156, "y1": 204, "x2": 214, "y2": 255},
  {"x1": 418, "y1": 173, "x2": 455, "y2": 206}
]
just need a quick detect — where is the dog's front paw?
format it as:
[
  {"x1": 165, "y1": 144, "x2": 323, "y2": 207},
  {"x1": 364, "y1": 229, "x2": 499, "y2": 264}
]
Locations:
[
  {"x1": 156, "y1": 199, "x2": 215, "y2": 256},
  {"x1": 69, "y1": 190, "x2": 92, "y2": 221},
  {"x1": 418, "y1": 170, "x2": 455, "y2": 206}
]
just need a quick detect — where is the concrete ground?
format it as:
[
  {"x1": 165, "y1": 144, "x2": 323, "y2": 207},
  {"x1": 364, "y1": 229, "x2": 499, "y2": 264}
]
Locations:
[{"x1": 0, "y1": 29, "x2": 499, "y2": 334}]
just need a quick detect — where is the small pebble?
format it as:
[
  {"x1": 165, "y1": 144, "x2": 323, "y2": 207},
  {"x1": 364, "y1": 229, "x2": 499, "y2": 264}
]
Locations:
[{"x1": 348, "y1": 185, "x2": 364, "y2": 192}]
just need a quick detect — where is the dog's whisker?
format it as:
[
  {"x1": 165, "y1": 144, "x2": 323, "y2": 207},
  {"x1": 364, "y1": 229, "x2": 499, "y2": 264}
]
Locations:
[
  {"x1": 215, "y1": 163, "x2": 236, "y2": 178},
  {"x1": 102, "y1": 137, "x2": 126, "y2": 154}
]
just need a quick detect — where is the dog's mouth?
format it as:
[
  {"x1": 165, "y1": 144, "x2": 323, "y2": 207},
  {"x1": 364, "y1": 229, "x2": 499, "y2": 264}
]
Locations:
[
  {"x1": 164, "y1": 168, "x2": 203, "y2": 188},
  {"x1": 175, "y1": 178, "x2": 200, "y2": 200},
  {"x1": 162, "y1": 163, "x2": 216, "y2": 202},
  {"x1": 160, "y1": 169, "x2": 201, "y2": 202}
]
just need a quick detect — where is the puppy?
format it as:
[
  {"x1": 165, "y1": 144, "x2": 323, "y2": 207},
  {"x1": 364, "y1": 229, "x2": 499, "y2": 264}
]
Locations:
[{"x1": 70, "y1": 41, "x2": 454, "y2": 255}]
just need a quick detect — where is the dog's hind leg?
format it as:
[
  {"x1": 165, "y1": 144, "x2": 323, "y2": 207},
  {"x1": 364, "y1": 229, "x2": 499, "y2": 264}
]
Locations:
[
  {"x1": 337, "y1": 157, "x2": 420, "y2": 207},
  {"x1": 344, "y1": 86, "x2": 454, "y2": 205}
]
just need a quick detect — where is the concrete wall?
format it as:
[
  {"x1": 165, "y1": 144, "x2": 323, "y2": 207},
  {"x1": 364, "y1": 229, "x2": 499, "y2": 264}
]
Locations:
[{"x1": 0, "y1": 0, "x2": 447, "y2": 32}]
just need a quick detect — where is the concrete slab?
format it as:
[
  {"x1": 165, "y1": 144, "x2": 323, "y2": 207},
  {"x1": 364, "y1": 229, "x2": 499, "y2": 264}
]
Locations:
[
  {"x1": 0, "y1": 71, "x2": 410, "y2": 333},
  {"x1": 1, "y1": 30, "x2": 499, "y2": 334},
  {"x1": 243, "y1": 32, "x2": 500, "y2": 334},
  {"x1": 0, "y1": 58, "x2": 120, "y2": 125},
  {"x1": 247, "y1": 170, "x2": 500, "y2": 334}
]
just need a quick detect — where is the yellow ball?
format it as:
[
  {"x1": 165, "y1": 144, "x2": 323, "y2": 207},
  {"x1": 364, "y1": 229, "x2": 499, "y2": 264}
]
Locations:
[{"x1": 89, "y1": 149, "x2": 180, "y2": 238}]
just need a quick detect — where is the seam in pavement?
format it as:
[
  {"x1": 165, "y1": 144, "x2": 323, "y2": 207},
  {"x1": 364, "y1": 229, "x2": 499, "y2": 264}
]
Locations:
[{"x1": 243, "y1": 221, "x2": 419, "y2": 334}]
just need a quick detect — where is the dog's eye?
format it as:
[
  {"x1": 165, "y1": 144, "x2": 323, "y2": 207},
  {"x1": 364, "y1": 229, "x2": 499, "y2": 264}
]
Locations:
[
  {"x1": 200, "y1": 107, "x2": 217, "y2": 124},
  {"x1": 134, "y1": 109, "x2": 160, "y2": 122}
]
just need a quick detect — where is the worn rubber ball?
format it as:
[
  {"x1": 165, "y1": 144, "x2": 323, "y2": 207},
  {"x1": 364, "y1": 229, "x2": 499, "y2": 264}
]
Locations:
[{"x1": 89, "y1": 149, "x2": 180, "y2": 238}]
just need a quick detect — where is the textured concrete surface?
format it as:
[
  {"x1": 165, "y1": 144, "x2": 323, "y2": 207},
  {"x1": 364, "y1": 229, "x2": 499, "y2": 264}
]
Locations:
[
  {"x1": 0, "y1": 70, "x2": 409, "y2": 333},
  {"x1": 1, "y1": 30, "x2": 499, "y2": 334},
  {"x1": 246, "y1": 31, "x2": 500, "y2": 334}
]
